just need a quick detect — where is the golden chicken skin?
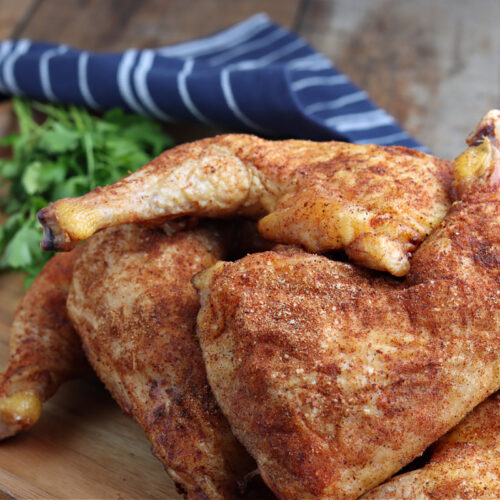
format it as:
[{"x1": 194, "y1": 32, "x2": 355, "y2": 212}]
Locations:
[
  {"x1": 67, "y1": 223, "x2": 258, "y2": 500},
  {"x1": 194, "y1": 111, "x2": 500, "y2": 499},
  {"x1": 0, "y1": 249, "x2": 87, "y2": 439},
  {"x1": 363, "y1": 392, "x2": 499, "y2": 499},
  {"x1": 37, "y1": 135, "x2": 452, "y2": 276}
]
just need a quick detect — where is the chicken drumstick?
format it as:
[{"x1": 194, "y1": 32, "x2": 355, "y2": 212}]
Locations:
[
  {"x1": 38, "y1": 136, "x2": 451, "y2": 276},
  {"x1": 0, "y1": 250, "x2": 87, "y2": 439}
]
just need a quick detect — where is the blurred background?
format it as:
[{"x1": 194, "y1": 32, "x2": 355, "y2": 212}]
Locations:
[{"x1": 1, "y1": 0, "x2": 498, "y2": 159}]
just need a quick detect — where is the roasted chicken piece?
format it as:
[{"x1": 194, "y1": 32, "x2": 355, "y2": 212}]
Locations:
[
  {"x1": 66, "y1": 223, "x2": 257, "y2": 500},
  {"x1": 0, "y1": 250, "x2": 87, "y2": 439},
  {"x1": 363, "y1": 391, "x2": 499, "y2": 499},
  {"x1": 194, "y1": 111, "x2": 500, "y2": 499},
  {"x1": 37, "y1": 135, "x2": 452, "y2": 276}
]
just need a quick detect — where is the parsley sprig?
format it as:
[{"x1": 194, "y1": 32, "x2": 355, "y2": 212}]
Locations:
[{"x1": 0, "y1": 98, "x2": 173, "y2": 286}]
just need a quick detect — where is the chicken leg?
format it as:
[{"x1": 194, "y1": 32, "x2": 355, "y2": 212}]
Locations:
[
  {"x1": 363, "y1": 391, "x2": 499, "y2": 499},
  {"x1": 194, "y1": 111, "x2": 500, "y2": 499},
  {"x1": 38, "y1": 136, "x2": 452, "y2": 276},
  {"x1": 0, "y1": 249, "x2": 87, "y2": 439},
  {"x1": 66, "y1": 223, "x2": 259, "y2": 500}
]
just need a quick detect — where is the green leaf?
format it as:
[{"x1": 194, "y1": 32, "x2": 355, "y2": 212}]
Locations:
[
  {"x1": 39, "y1": 123, "x2": 80, "y2": 153},
  {"x1": 13, "y1": 98, "x2": 35, "y2": 136},
  {"x1": 0, "y1": 212, "x2": 24, "y2": 238},
  {"x1": 39, "y1": 161, "x2": 67, "y2": 184},
  {"x1": 0, "y1": 159, "x2": 22, "y2": 179},
  {"x1": 0, "y1": 224, "x2": 41, "y2": 269},
  {"x1": 28, "y1": 196, "x2": 50, "y2": 216},
  {"x1": 82, "y1": 132, "x2": 96, "y2": 188},
  {"x1": 22, "y1": 252, "x2": 52, "y2": 289},
  {"x1": 21, "y1": 161, "x2": 44, "y2": 194},
  {"x1": 0, "y1": 213, "x2": 23, "y2": 254},
  {"x1": 0, "y1": 97, "x2": 174, "y2": 281},
  {"x1": 51, "y1": 175, "x2": 89, "y2": 199},
  {"x1": 2, "y1": 198, "x2": 23, "y2": 214},
  {"x1": 1, "y1": 132, "x2": 20, "y2": 146}
]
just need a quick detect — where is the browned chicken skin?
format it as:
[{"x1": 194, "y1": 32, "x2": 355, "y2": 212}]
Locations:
[
  {"x1": 37, "y1": 135, "x2": 452, "y2": 276},
  {"x1": 0, "y1": 250, "x2": 87, "y2": 439},
  {"x1": 66, "y1": 223, "x2": 257, "y2": 500},
  {"x1": 194, "y1": 112, "x2": 500, "y2": 499},
  {"x1": 363, "y1": 391, "x2": 499, "y2": 499}
]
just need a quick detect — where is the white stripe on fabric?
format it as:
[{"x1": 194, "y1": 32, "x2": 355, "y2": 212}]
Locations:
[
  {"x1": 304, "y1": 91, "x2": 367, "y2": 114},
  {"x1": 178, "y1": 58, "x2": 213, "y2": 125},
  {"x1": 290, "y1": 60, "x2": 331, "y2": 71},
  {"x1": 78, "y1": 52, "x2": 100, "y2": 109},
  {"x1": 207, "y1": 27, "x2": 288, "y2": 66},
  {"x1": 287, "y1": 54, "x2": 332, "y2": 70},
  {"x1": 158, "y1": 13, "x2": 270, "y2": 58},
  {"x1": 220, "y1": 68, "x2": 269, "y2": 133},
  {"x1": 356, "y1": 131, "x2": 410, "y2": 145},
  {"x1": 117, "y1": 49, "x2": 147, "y2": 114},
  {"x1": 234, "y1": 38, "x2": 307, "y2": 71},
  {"x1": 133, "y1": 50, "x2": 173, "y2": 121},
  {"x1": 0, "y1": 40, "x2": 14, "y2": 92},
  {"x1": 325, "y1": 109, "x2": 395, "y2": 132},
  {"x1": 40, "y1": 45, "x2": 68, "y2": 102},
  {"x1": 0, "y1": 41, "x2": 13, "y2": 64},
  {"x1": 218, "y1": 39, "x2": 308, "y2": 133},
  {"x1": 291, "y1": 74, "x2": 348, "y2": 91},
  {"x1": 3, "y1": 39, "x2": 31, "y2": 94}
]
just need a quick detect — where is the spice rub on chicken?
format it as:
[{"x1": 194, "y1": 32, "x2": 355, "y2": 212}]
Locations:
[
  {"x1": 193, "y1": 111, "x2": 500, "y2": 499},
  {"x1": 38, "y1": 135, "x2": 452, "y2": 276}
]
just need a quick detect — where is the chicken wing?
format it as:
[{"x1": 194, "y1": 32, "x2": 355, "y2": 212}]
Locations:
[
  {"x1": 37, "y1": 136, "x2": 452, "y2": 276},
  {"x1": 66, "y1": 223, "x2": 256, "y2": 500},
  {"x1": 363, "y1": 391, "x2": 499, "y2": 499},
  {"x1": 0, "y1": 249, "x2": 87, "y2": 439},
  {"x1": 194, "y1": 111, "x2": 500, "y2": 499}
]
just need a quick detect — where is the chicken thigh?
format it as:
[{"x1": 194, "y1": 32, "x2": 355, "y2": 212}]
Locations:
[
  {"x1": 363, "y1": 391, "x2": 499, "y2": 499},
  {"x1": 66, "y1": 223, "x2": 257, "y2": 500},
  {"x1": 194, "y1": 111, "x2": 500, "y2": 499},
  {"x1": 38, "y1": 136, "x2": 452, "y2": 276},
  {"x1": 0, "y1": 249, "x2": 87, "y2": 439}
]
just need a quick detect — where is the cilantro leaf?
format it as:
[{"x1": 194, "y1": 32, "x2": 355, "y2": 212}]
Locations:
[
  {"x1": 39, "y1": 123, "x2": 80, "y2": 153},
  {"x1": 0, "y1": 224, "x2": 42, "y2": 269},
  {"x1": 0, "y1": 97, "x2": 173, "y2": 286}
]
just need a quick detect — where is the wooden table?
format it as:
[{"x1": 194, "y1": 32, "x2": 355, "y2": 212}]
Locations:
[{"x1": 0, "y1": 1, "x2": 498, "y2": 498}]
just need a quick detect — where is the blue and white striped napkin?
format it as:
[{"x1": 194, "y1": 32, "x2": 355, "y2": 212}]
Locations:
[{"x1": 0, "y1": 13, "x2": 423, "y2": 149}]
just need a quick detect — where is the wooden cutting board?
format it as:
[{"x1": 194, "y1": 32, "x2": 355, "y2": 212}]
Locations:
[{"x1": 0, "y1": 103, "x2": 181, "y2": 499}]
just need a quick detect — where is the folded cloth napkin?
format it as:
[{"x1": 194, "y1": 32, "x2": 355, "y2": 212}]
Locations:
[{"x1": 0, "y1": 13, "x2": 423, "y2": 149}]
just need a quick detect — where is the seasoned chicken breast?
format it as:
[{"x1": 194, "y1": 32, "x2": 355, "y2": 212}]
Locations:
[
  {"x1": 38, "y1": 135, "x2": 452, "y2": 276},
  {"x1": 0, "y1": 250, "x2": 87, "y2": 439},
  {"x1": 194, "y1": 112, "x2": 500, "y2": 499}
]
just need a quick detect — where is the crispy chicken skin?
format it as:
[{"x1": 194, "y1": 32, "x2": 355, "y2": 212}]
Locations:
[
  {"x1": 363, "y1": 392, "x2": 499, "y2": 499},
  {"x1": 37, "y1": 135, "x2": 452, "y2": 276},
  {"x1": 0, "y1": 250, "x2": 87, "y2": 439},
  {"x1": 194, "y1": 112, "x2": 500, "y2": 499},
  {"x1": 66, "y1": 223, "x2": 256, "y2": 500}
]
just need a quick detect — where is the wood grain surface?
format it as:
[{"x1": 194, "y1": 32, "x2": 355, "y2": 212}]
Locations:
[
  {"x1": 16, "y1": 0, "x2": 302, "y2": 50},
  {"x1": 0, "y1": 0, "x2": 37, "y2": 40},
  {"x1": 0, "y1": 1, "x2": 498, "y2": 498}
]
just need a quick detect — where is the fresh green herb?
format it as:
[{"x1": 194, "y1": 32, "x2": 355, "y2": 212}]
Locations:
[{"x1": 0, "y1": 97, "x2": 173, "y2": 287}]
